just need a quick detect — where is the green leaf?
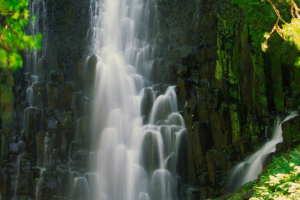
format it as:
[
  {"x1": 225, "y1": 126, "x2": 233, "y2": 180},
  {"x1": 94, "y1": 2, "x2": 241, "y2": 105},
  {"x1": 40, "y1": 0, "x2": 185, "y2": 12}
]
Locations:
[{"x1": 12, "y1": 11, "x2": 20, "y2": 19}]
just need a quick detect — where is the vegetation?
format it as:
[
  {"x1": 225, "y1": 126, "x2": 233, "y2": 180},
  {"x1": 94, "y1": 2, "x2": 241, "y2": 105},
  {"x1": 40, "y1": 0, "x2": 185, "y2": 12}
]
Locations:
[
  {"x1": 232, "y1": 0, "x2": 300, "y2": 66},
  {"x1": 249, "y1": 146, "x2": 300, "y2": 199},
  {"x1": 228, "y1": 145, "x2": 300, "y2": 199},
  {"x1": 0, "y1": 0, "x2": 42, "y2": 70},
  {"x1": 0, "y1": 0, "x2": 42, "y2": 125}
]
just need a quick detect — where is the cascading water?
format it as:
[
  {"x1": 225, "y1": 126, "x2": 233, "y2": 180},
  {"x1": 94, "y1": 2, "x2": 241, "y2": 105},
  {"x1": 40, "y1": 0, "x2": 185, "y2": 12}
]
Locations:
[
  {"x1": 26, "y1": 0, "x2": 48, "y2": 76},
  {"x1": 86, "y1": 0, "x2": 188, "y2": 199},
  {"x1": 228, "y1": 110, "x2": 299, "y2": 193},
  {"x1": 14, "y1": 0, "x2": 48, "y2": 199}
]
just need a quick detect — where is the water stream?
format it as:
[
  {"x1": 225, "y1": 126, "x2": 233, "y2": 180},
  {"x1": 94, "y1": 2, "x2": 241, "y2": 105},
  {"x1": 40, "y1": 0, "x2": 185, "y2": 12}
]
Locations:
[
  {"x1": 88, "y1": 0, "x2": 187, "y2": 199},
  {"x1": 228, "y1": 110, "x2": 299, "y2": 193}
]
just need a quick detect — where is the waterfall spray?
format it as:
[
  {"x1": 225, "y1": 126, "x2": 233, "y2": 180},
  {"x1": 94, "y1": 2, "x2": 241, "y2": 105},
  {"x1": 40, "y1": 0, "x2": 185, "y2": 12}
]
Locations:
[{"x1": 87, "y1": 0, "x2": 188, "y2": 199}]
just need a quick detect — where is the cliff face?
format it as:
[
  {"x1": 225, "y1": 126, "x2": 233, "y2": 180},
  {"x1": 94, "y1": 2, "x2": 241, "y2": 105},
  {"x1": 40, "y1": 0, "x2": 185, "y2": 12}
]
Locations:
[
  {"x1": 1, "y1": 0, "x2": 300, "y2": 199},
  {"x1": 0, "y1": 0, "x2": 91, "y2": 199},
  {"x1": 155, "y1": 0, "x2": 300, "y2": 198}
]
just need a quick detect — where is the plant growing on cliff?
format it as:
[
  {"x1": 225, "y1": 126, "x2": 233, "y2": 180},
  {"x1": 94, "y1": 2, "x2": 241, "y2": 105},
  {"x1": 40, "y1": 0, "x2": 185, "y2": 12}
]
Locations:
[
  {"x1": 232, "y1": 0, "x2": 300, "y2": 66},
  {"x1": 0, "y1": 0, "x2": 42, "y2": 70}
]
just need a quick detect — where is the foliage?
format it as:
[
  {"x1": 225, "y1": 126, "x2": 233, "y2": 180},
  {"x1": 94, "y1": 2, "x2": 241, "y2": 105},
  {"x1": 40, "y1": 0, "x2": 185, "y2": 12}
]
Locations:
[
  {"x1": 0, "y1": 0, "x2": 42, "y2": 70},
  {"x1": 249, "y1": 145, "x2": 300, "y2": 199},
  {"x1": 231, "y1": 0, "x2": 300, "y2": 66}
]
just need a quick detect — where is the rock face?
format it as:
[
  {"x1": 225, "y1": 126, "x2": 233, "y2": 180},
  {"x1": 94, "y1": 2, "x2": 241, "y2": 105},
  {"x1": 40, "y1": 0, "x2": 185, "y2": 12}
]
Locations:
[
  {"x1": 1, "y1": 0, "x2": 300, "y2": 199},
  {"x1": 153, "y1": 0, "x2": 300, "y2": 198},
  {"x1": 0, "y1": 0, "x2": 91, "y2": 199}
]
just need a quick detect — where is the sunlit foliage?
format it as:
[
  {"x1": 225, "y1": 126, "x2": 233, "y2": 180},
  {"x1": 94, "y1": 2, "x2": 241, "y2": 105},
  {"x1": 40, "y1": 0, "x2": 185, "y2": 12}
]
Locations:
[
  {"x1": 249, "y1": 145, "x2": 300, "y2": 199},
  {"x1": 232, "y1": 0, "x2": 300, "y2": 66},
  {"x1": 0, "y1": 0, "x2": 42, "y2": 70}
]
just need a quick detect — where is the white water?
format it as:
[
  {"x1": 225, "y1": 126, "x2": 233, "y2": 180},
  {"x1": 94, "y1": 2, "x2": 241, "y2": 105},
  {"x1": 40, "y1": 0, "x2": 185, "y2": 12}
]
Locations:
[
  {"x1": 228, "y1": 111, "x2": 298, "y2": 192},
  {"x1": 26, "y1": 0, "x2": 48, "y2": 76},
  {"x1": 15, "y1": 1, "x2": 48, "y2": 199},
  {"x1": 89, "y1": 0, "x2": 186, "y2": 200}
]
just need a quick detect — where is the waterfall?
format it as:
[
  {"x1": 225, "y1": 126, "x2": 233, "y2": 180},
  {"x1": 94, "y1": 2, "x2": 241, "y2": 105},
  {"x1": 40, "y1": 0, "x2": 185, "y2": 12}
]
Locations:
[
  {"x1": 26, "y1": 0, "x2": 48, "y2": 76},
  {"x1": 88, "y1": 0, "x2": 187, "y2": 199},
  {"x1": 228, "y1": 110, "x2": 299, "y2": 193}
]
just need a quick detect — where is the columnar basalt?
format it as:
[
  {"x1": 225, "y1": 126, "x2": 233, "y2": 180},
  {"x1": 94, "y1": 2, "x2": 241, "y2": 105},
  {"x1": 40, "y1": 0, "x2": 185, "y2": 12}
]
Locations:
[{"x1": 1, "y1": 0, "x2": 300, "y2": 199}]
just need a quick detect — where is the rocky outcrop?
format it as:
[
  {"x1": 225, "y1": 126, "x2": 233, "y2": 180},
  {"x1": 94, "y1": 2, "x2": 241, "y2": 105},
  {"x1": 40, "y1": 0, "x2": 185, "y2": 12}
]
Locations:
[
  {"x1": 0, "y1": 0, "x2": 91, "y2": 199},
  {"x1": 154, "y1": 0, "x2": 300, "y2": 199}
]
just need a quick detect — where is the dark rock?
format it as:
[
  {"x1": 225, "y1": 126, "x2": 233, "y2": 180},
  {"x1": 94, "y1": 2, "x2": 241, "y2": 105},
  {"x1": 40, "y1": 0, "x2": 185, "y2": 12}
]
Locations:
[
  {"x1": 275, "y1": 142, "x2": 285, "y2": 153},
  {"x1": 50, "y1": 69, "x2": 65, "y2": 84},
  {"x1": 262, "y1": 152, "x2": 274, "y2": 169}
]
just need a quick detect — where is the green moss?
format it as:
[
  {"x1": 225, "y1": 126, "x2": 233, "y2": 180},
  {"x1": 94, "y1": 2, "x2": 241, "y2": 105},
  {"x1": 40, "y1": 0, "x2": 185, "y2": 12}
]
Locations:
[
  {"x1": 251, "y1": 135, "x2": 258, "y2": 144},
  {"x1": 215, "y1": 36, "x2": 224, "y2": 81},
  {"x1": 229, "y1": 87, "x2": 239, "y2": 99},
  {"x1": 241, "y1": 24, "x2": 248, "y2": 51},
  {"x1": 229, "y1": 105, "x2": 240, "y2": 144},
  {"x1": 66, "y1": 115, "x2": 74, "y2": 135},
  {"x1": 232, "y1": 39, "x2": 240, "y2": 84},
  {"x1": 251, "y1": 53, "x2": 268, "y2": 116}
]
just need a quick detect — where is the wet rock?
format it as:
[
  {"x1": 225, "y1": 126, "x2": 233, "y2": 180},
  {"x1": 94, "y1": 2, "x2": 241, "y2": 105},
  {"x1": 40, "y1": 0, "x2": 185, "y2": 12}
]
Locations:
[
  {"x1": 86, "y1": 54, "x2": 97, "y2": 89},
  {"x1": 206, "y1": 151, "x2": 215, "y2": 184},
  {"x1": 18, "y1": 141, "x2": 27, "y2": 154},
  {"x1": 30, "y1": 82, "x2": 47, "y2": 108},
  {"x1": 199, "y1": 79, "x2": 209, "y2": 88},
  {"x1": 275, "y1": 143, "x2": 285, "y2": 155},
  {"x1": 198, "y1": 172, "x2": 208, "y2": 187},
  {"x1": 210, "y1": 113, "x2": 224, "y2": 149},
  {"x1": 56, "y1": 169, "x2": 72, "y2": 198},
  {"x1": 185, "y1": 95, "x2": 197, "y2": 109},
  {"x1": 21, "y1": 131, "x2": 34, "y2": 144},
  {"x1": 141, "y1": 88, "x2": 155, "y2": 123},
  {"x1": 9, "y1": 142, "x2": 18, "y2": 154},
  {"x1": 207, "y1": 46, "x2": 218, "y2": 61},
  {"x1": 193, "y1": 122, "x2": 212, "y2": 169},
  {"x1": 77, "y1": 117, "x2": 89, "y2": 148},
  {"x1": 285, "y1": 97, "x2": 297, "y2": 112},
  {"x1": 51, "y1": 69, "x2": 65, "y2": 84},
  {"x1": 239, "y1": 142, "x2": 249, "y2": 155},
  {"x1": 282, "y1": 117, "x2": 300, "y2": 146},
  {"x1": 229, "y1": 104, "x2": 241, "y2": 145},
  {"x1": 199, "y1": 187, "x2": 207, "y2": 200},
  {"x1": 15, "y1": 159, "x2": 31, "y2": 195},
  {"x1": 151, "y1": 58, "x2": 166, "y2": 83},
  {"x1": 171, "y1": 49, "x2": 180, "y2": 60},
  {"x1": 141, "y1": 131, "x2": 161, "y2": 173},
  {"x1": 56, "y1": 112, "x2": 72, "y2": 131},
  {"x1": 0, "y1": 170, "x2": 6, "y2": 196},
  {"x1": 177, "y1": 77, "x2": 187, "y2": 101},
  {"x1": 213, "y1": 150, "x2": 225, "y2": 171},
  {"x1": 47, "y1": 83, "x2": 58, "y2": 109},
  {"x1": 262, "y1": 152, "x2": 274, "y2": 169},
  {"x1": 24, "y1": 108, "x2": 43, "y2": 132}
]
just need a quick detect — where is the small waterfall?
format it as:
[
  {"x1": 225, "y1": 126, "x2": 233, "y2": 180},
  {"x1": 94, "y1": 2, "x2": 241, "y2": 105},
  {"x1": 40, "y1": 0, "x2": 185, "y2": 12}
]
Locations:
[
  {"x1": 26, "y1": 0, "x2": 48, "y2": 76},
  {"x1": 35, "y1": 168, "x2": 46, "y2": 200},
  {"x1": 72, "y1": 177, "x2": 90, "y2": 200},
  {"x1": 265, "y1": 125, "x2": 269, "y2": 141},
  {"x1": 228, "y1": 110, "x2": 299, "y2": 192}
]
